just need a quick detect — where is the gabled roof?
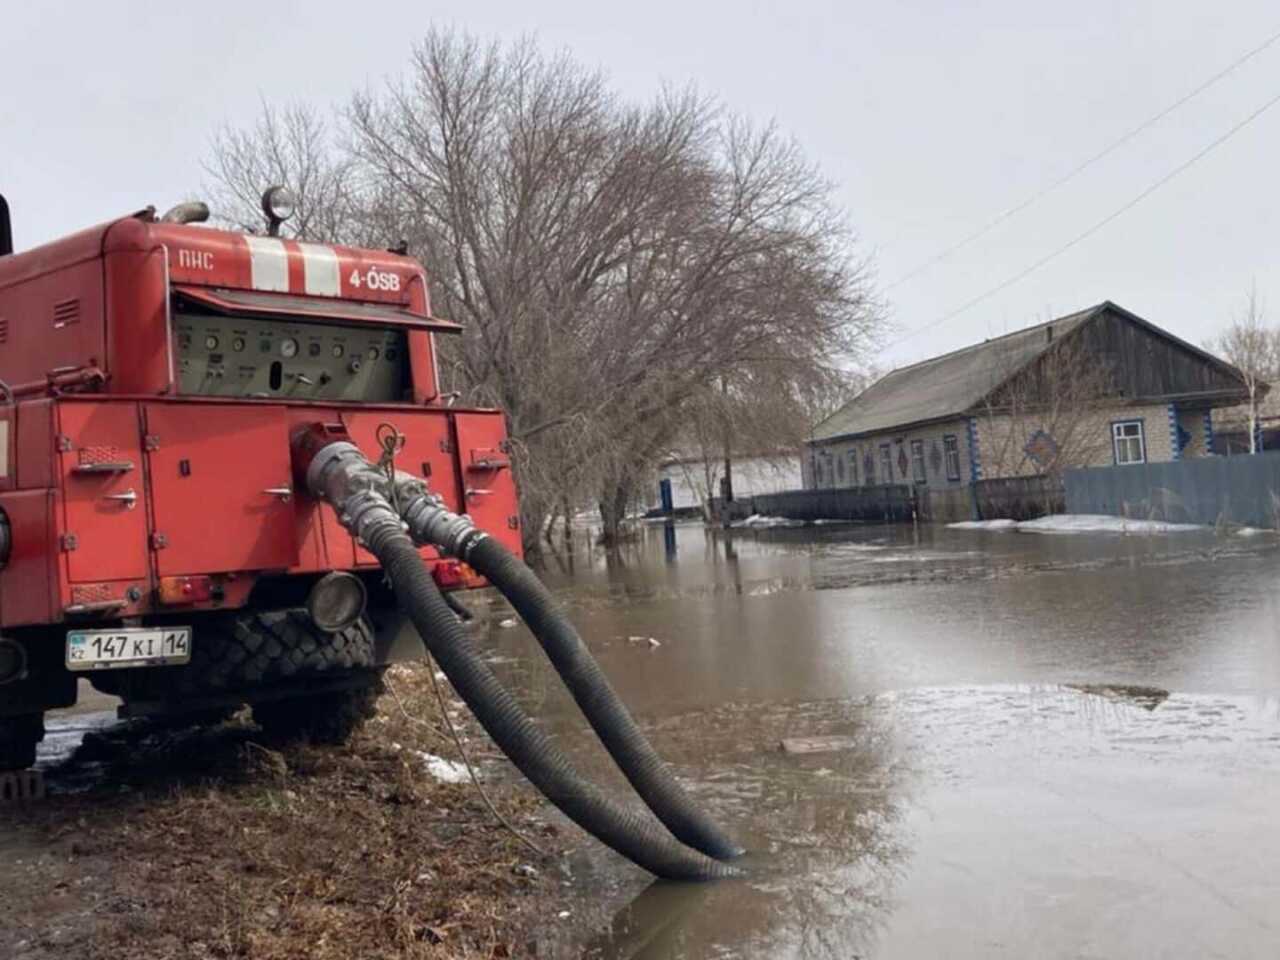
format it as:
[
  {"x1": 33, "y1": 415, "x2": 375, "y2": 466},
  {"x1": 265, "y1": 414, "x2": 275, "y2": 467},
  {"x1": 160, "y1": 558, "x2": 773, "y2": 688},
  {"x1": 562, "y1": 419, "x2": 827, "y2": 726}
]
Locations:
[
  {"x1": 812, "y1": 301, "x2": 1244, "y2": 443},
  {"x1": 813, "y1": 305, "x2": 1100, "y2": 442}
]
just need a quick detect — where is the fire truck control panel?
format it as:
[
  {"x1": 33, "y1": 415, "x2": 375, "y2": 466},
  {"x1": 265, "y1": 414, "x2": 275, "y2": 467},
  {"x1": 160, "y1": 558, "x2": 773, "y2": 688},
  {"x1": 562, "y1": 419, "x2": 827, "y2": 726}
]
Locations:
[{"x1": 172, "y1": 310, "x2": 411, "y2": 401}]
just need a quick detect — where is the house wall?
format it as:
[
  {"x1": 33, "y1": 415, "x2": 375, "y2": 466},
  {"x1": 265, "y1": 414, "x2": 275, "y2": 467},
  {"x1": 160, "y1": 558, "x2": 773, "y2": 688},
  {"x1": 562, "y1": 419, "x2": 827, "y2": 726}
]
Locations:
[
  {"x1": 807, "y1": 401, "x2": 1213, "y2": 490},
  {"x1": 806, "y1": 418, "x2": 974, "y2": 491},
  {"x1": 974, "y1": 401, "x2": 1177, "y2": 478},
  {"x1": 1174, "y1": 406, "x2": 1212, "y2": 459}
]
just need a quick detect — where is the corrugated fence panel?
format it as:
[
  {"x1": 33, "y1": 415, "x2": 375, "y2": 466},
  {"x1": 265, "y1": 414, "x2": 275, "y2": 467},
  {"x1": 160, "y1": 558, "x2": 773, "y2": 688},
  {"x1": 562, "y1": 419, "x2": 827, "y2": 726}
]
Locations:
[
  {"x1": 1065, "y1": 453, "x2": 1280, "y2": 527},
  {"x1": 972, "y1": 475, "x2": 1063, "y2": 521},
  {"x1": 711, "y1": 484, "x2": 915, "y2": 523}
]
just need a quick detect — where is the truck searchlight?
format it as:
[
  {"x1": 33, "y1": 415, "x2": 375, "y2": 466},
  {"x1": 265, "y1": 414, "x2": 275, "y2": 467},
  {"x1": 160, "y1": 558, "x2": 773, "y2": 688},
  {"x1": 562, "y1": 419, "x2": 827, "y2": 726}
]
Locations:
[{"x1": 261, "y1": 185, "x2": 296, "y2": 236}]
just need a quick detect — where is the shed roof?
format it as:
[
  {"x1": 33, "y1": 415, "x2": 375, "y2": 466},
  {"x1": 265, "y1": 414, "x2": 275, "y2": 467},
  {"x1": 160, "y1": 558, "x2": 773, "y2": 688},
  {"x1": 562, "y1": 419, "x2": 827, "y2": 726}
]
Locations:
[{"x1": 813, "y1": 305, "x2": 1101, "y2": 442}]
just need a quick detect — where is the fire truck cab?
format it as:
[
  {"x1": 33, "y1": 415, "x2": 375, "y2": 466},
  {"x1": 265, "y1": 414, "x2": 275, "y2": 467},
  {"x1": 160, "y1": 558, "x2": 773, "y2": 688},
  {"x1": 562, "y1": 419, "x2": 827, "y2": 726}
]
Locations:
[{"x1": 0, "y1": 193, "x2": 521, "y2": 775}]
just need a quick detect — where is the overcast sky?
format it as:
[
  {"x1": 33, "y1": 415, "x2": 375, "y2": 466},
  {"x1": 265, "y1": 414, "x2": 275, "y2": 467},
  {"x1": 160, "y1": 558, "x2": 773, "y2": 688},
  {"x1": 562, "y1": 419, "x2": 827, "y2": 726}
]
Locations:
[{"x1": 4, "y1": 1, "x2": 1279, "y2": 369}]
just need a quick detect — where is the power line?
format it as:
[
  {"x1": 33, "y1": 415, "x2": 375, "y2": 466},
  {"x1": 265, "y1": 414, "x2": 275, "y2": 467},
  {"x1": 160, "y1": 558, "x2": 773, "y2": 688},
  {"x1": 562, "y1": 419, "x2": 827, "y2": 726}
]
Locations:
[
  {"x1": 887, "y1": 85, "x2": 1280, "y2": 351},
  {"x1": 886, "y1": 26, "x2": 1280, "y2": 291}
]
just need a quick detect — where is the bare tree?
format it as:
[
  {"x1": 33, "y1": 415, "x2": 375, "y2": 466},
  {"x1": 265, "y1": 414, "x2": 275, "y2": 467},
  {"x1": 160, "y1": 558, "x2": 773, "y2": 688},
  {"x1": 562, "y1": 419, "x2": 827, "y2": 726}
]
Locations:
[
  {"x1": 204, "y1": 103, "x2": 367, "y2": 244},
  {"x1": 204, "y1": 28, "x2": 882, "y2": 550},
  {"x1": 978, "y1": 331, "x2": 1116, "y2": 479},
  {"x1": 1213, "y1": 283, "x2": 1278, "y2": 454},
  {"x1": 675, "y1": 360, "x2": 871, "y2": 516}
]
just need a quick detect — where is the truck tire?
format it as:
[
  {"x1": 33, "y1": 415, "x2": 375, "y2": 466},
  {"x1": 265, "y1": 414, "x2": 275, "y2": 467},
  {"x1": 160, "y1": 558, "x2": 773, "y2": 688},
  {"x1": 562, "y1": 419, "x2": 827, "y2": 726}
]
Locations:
[
  {"x1": 0, "y1": 713, "x2": 43, "y2": 771},
  {"x1": 184, "y1": 611, "x2": 372, "y2": 695},
  {"x1": 207, "y1": 610, "x2": 376, "y2": 691},
  {"x1": 252, "y1": 676, "x2": 384, "y2": 745}
]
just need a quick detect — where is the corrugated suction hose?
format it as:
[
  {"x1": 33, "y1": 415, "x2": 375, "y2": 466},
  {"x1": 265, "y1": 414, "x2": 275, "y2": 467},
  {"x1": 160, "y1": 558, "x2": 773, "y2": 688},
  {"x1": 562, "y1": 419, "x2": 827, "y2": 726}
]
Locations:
[
  {"x1": 397, "y1": 478, "x2": 743, "y2": 862},
  {"x1": 299, "y1": 434, "x2": 736, "y2": 880}
]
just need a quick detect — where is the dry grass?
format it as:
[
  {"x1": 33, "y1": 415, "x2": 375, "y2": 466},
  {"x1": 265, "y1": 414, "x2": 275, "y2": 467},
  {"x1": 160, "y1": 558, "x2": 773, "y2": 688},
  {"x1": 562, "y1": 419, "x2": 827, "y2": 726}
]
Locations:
[{"x1": 1, "y1": 664, "x2": 563, "y2": 960}]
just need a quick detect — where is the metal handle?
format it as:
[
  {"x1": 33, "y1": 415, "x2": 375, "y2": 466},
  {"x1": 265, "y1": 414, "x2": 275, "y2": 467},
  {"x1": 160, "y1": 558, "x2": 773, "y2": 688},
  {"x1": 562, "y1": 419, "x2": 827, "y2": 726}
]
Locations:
[
  {"x1": 263, "y1": 486, "x2": 293, "y2": 502},
  {"x1": 74, "y1": 461, "x2": 135, "y2": 474},
  {"x1": 101, "y1": 488, "x2": 138, "y2": 509},
  {"x1": 65, "y1": 599, "x2": 128, "y2": 615}
]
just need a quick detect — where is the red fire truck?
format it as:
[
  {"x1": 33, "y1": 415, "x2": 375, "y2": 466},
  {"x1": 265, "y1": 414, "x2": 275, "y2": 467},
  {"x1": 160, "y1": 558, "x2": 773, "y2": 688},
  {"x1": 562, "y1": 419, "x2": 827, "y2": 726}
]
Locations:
[{"x1": 0, "y1": 191, "x2": 520, "y2": 775}]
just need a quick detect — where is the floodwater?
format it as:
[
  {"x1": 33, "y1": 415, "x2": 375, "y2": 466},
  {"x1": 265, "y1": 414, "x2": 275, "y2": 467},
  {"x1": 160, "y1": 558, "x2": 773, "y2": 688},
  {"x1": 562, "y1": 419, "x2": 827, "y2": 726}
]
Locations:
[{"x1": 488, "y1": 522, "x2": 1280, "y2": 958}]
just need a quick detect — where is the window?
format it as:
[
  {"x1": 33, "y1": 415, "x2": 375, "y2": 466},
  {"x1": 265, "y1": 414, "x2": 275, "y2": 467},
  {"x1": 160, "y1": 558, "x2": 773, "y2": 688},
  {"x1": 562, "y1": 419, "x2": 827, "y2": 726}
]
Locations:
[
  {"x1": 864, "y1": 449, "x2": 875, "y2": 485},
  {"x1": 812, "y1": 457, "x2": 822, "y2": 486},
  {"x1": 847, "y1": 449, "x2": 859, "y2": 486},
  {"x1": 879, "y1": 444, "x2": 893, "y2": 484},
  {"x1": 943, "y1": 435, "x2": 961, "y2": 481},
  {"x1": 836, "y1": 453, "x2": 845, "y2": 483},
  {"x1": 1112, "y1": 420, "x2": 1146, "y2": 465},
  {"x1": 910, "y1": 439, "x2": 927, "y2": 483}
]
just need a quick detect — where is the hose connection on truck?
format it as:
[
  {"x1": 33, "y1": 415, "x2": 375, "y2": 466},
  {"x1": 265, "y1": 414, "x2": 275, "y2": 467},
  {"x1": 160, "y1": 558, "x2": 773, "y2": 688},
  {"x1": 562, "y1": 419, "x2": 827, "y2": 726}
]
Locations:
[{"x1": 292, "y1": 421, "x2": 743, "y2": 881}]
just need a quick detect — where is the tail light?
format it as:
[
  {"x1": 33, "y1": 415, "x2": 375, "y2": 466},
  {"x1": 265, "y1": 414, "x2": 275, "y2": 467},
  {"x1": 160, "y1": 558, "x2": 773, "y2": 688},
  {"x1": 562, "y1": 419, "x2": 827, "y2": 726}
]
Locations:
[{"x1": 431, "y1": 558, "x2": 486, "y2": 591}]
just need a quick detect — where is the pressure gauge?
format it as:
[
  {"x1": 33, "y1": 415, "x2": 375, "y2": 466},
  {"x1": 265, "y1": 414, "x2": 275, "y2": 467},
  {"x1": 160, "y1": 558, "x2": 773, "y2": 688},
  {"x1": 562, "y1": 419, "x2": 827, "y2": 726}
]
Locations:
[
  {"x1": 232, "y1": 337, "x2": 246, "y2": 352},
  {"x1": 331, "y1": 344, "x2": 345, "y2": 358},
  {"x1": 204, "y1": 334, "x2": 219, "y2": 351},
  {"x1": 367, "y1": 346, "x2": 380, "y2": 361},
  {"x1": 280, "y1": 338, "x2": 299, "y2": 358}
]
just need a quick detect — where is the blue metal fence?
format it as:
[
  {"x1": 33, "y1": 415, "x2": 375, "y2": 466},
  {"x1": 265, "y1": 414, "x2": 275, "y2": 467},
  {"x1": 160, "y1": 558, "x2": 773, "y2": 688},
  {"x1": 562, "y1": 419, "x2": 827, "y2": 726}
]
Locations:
[{"x1": 1064, "y1": 452, "x2": 1280, "y2": 527}]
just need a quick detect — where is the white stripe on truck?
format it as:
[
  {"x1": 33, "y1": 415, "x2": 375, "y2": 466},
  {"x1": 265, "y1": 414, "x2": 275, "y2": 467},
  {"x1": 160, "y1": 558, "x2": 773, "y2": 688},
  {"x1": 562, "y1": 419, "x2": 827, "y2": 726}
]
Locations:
[
  {"x1": 243, "y1": 236, "x2": 290, "y2": 292},
  {"x1": 298, "y1": 242, "x2": 341, "y2": 297}
]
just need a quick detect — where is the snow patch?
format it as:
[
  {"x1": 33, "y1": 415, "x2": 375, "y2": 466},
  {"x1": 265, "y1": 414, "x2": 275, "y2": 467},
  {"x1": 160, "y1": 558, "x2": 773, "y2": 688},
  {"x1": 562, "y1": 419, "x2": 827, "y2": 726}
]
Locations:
[
  {"x1": 1235, "y1": 526, "x2": 1272, "y2": 537},
  {"x1": 731, "y1": 514, "x2": 805, "y2": 529},
  {"x1": 417, "y1": 752, "x2": 471, "y2": 784},
  {"x1": 951, "y1": 514, "x2": 1202, "y2": 535},
  {"x1": 1017, "y1": 514, "x2": 1202, "y2": 535}
]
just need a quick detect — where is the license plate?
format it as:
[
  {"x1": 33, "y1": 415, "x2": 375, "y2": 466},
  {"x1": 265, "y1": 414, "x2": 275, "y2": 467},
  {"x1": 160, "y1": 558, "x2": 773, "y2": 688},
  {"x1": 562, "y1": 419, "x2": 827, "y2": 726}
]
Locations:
[{"x1": 66, "y1": 627, "x2": 192, "y2": 671}]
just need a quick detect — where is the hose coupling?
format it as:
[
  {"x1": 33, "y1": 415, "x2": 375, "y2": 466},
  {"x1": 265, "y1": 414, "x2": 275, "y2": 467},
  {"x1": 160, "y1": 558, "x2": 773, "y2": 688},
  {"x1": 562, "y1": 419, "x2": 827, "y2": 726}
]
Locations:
[
  {"x1": 341, "y1": 489, "x2": 407, "y2": 553},
  {"x1": 305, "y1": 441, "x2": 388, "y2": 502},
  {"x1": 401, "y1": 493, "x2": 488, "y2": 560}
]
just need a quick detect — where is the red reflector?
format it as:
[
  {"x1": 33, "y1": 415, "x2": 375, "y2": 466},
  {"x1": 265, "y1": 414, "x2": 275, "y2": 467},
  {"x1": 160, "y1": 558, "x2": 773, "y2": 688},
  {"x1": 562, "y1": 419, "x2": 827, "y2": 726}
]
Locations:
[{"x1": 158, "y1": 575, "x2": 213, "y2": 604}]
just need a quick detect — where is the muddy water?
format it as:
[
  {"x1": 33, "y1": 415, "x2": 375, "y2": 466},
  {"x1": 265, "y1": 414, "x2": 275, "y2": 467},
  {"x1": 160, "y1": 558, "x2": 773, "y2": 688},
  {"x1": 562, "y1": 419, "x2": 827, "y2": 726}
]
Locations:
[{"x1": 490, "y1": 523, "x2": 1280, "y2": 958}]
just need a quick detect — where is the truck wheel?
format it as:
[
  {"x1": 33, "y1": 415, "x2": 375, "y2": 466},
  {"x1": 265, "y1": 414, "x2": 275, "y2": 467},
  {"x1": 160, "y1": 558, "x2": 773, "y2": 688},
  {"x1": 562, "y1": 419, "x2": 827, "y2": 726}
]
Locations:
[
  {"x1": 0, "y1": 713, "x2": 43, "y2": 771},
  {"x1": 209, "y1": 610, "x2": 376, "y2": 691},
  {"x1": 252, "y1": 675, "x2": 384, "y2": 745}
]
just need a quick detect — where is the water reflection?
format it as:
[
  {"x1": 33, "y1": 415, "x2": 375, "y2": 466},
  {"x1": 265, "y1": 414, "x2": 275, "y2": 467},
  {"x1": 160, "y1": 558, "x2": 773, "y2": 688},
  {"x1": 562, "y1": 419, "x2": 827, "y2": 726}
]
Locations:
[
  {"x1": 580, "y1": 695, "x2": 910, "y2": 959},
  {"x1": 505, "y1": 523, "x2": 1280, "y2": 957}
]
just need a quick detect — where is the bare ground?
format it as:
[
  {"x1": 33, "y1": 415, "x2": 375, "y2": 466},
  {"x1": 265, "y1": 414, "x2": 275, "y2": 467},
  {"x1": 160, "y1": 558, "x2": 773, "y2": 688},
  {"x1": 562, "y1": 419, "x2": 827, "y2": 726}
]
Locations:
[{"x1": 0, "y1": 663, "x2": 567, "y2": 960}]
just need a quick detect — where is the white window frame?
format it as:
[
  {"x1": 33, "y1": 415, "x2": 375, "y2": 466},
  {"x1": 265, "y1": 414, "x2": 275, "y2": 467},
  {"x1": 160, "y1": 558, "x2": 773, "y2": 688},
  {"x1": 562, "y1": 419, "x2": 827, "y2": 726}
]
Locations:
[
  {"x1": 1112, "y1": 420, "x2": 1146, "y2": 465},
  {"x1": 943, "y1": 434, "x2": 961, "y2": 482},
  {"x1": 879, "y1": 443, "x2": 893, "y2": 485},
  {"x1": 910, "y1": 439, "x2": 927, "y2": 483}
]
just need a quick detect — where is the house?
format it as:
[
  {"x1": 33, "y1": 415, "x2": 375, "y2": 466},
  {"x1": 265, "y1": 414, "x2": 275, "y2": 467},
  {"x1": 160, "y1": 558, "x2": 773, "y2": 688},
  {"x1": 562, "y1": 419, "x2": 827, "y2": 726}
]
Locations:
[
  {"x1": 652, "y1": 452, "x2": 802, "y2": 513},
  {"x1": 806, "y1": 302, "x2": 1251, "y2": 490},
  {"x1": 1212, "y1": 381, "x2": 1280, "y2": 455}
]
